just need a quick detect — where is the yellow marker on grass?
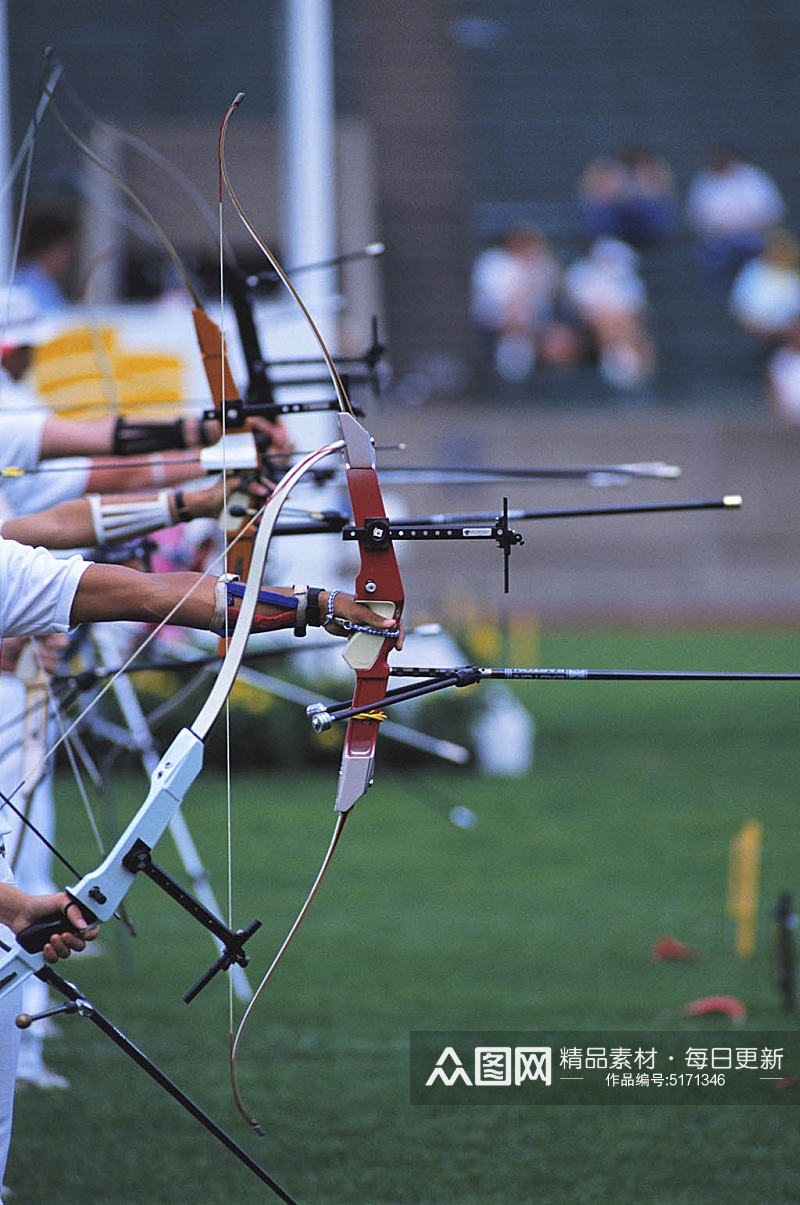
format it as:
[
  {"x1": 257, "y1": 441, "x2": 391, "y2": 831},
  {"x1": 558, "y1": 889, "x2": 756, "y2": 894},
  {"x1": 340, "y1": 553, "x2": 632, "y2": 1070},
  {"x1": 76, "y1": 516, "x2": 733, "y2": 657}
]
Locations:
[{"x1": 727, "y1": 819, "x2": 762, "y2": 958}]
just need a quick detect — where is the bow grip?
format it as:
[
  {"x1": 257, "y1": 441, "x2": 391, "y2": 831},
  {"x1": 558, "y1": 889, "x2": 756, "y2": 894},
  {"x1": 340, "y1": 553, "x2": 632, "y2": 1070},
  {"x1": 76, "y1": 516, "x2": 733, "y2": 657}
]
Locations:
[
  {"x1": 16, "y1": 896, "x2": 98, "y2": 954},
  {"x1": 341, "y1": 601, "x2": 397, "y2": 670}
]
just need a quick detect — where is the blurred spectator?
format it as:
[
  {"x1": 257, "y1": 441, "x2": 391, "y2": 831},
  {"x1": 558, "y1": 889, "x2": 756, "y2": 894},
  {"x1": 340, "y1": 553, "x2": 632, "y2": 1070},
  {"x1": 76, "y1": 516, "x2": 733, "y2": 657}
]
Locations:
[
  {"x1": 578, "y1": 143, "x2": 677, "y2": 248},
  {"x1": 685, "y1": 145, "x2": 785, "y2": 287},
  {"x1": 0, "y1": 285, "x2": 60, "y2": 408},
  {"x1": 729, "y1": 227, "x2": 800, "y2": 341},
  {"x1": 16, "y1": 208, "x2": 77, "y2": 312},
  {"x1": 470, "y1": 226, "x2": 581, "y2": 382},
  {"x1": 766, "y1": 318, "x2": 800, "y2": 423},
  {"x1": 563, "y1": 237, "x2": 655, "y2": 389}
]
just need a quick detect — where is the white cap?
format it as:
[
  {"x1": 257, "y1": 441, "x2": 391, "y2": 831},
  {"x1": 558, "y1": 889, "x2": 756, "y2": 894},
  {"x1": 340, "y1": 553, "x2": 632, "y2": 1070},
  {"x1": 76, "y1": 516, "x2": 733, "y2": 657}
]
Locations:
[{"x1": 0, "y1": 285, "x2": 59, "y2": 347}]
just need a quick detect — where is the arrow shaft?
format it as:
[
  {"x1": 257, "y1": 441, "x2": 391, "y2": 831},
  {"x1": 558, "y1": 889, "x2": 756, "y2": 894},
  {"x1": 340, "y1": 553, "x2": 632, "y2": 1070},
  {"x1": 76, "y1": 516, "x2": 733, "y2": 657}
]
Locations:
[
  {"x1": 389, "y1": 667, "x2": 800, "y2": 682},
  {"x1": 398, "y1": 498, "x2": 740, "y2": 525}
]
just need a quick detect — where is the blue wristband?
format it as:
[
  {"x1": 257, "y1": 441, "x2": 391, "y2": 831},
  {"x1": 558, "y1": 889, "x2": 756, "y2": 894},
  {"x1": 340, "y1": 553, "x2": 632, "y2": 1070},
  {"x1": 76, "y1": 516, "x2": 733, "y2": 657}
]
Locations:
[
  {"x1": 225, "y1": 581, "x2": 298, "y2": 610},
  {"x1": 325, "y1": 589, "x2": 341, "y2": 625}
]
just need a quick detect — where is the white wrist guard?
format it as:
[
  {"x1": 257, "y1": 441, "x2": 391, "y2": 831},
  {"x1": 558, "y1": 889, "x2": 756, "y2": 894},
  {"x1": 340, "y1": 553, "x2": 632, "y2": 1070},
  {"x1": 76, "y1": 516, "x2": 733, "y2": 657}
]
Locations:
[
  {"x1": 293, "y1": 584, "x2": 308, "y2": 637},
  {"x1": 88, "y1": 490, "x2": 174, "y2": 545},
  {"x1": 210, "y1": 573, "x2": 240, "y2": 633}
]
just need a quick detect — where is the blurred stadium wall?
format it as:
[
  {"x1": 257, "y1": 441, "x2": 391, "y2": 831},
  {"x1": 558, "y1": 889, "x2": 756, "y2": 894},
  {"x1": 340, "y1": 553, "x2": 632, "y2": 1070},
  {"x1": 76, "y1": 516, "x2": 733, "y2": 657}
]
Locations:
[
  {"x1": 10, "y1": 1, "x2": 800, "y2": 402},
  {"x1": 7, "y1": 3, "x2": 800, "y2": 620}
]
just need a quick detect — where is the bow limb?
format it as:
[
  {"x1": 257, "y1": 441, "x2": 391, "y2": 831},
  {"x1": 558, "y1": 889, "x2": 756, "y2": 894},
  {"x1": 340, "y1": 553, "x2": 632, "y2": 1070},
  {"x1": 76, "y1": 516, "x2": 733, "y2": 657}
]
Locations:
[
  {"x1": 228, "y1": 809, "x2": 347, "y2": 1133},
  {"x1": 0, "y1": 55, "x2": 62, "y2": 215},
  {"x1": 219, "y1": 94, "x2": 352, "y2": 416},
  {"x1": 46, "y1": 86, "x2": 270, "y2": 601},
  {"x1": 0, "y1": 52, "x2": 63, "y2": 318}
]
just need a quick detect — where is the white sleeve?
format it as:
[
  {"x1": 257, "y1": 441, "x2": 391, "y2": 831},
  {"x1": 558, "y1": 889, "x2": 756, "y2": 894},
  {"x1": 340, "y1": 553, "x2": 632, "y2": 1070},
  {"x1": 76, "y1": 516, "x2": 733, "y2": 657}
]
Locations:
[
  {"x1": 0, "y1": 412, "x2": 90, "y2": 519},
  {"x1": 0, "y1": 538, "x2": 91, "y2": 637},
  {"x1": 0, "y1": 412, "x2": 47, "y2": 474},
  {"x1": 0, "y1": 458, "x2": 91, "y2": 517}
]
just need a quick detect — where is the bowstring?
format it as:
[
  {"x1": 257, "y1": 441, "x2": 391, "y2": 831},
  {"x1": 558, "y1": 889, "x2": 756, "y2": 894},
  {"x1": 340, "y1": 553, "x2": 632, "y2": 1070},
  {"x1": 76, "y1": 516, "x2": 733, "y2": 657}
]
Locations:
[
  {"x1": 36, "y1": 640, "x2": 107, "y2": 858},
  {"x1": 218, "y1": 131, "x2": 236, "y2": 1043},
  {"x1": 218, "y1": 94, "x2": 359, "y2": 1131}
]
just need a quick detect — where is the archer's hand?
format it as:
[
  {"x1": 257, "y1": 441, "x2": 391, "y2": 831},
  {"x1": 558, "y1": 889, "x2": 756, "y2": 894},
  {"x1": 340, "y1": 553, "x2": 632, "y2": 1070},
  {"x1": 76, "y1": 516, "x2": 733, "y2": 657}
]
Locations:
[
  {"x1": 182, "y1": 476, "x2": 235, "y2": 520},
  {"x1": 179, "y1": 474, "x2": 267, "y2": 521},
  {"x1": 197, "y1": 415, "x2": 294, "y2": 457},
  {"x1": 5, "y1": 888, "x2": 100, "y2": 964},
  {"x1": 0, "y1": 636, "x2": 25, "y2": 673},
  {"x1": 323, "y1": 591, "x2": 404, "y2": 649},
  {"x1": 35, "y1": 634, "x2": 69, "y2": 675},
  {"x1": 0, "y1": 634, "x2": 66, "y2": 675},
  {"x1": 250, "y1": 416, "x2": 294, "y2": 457}
]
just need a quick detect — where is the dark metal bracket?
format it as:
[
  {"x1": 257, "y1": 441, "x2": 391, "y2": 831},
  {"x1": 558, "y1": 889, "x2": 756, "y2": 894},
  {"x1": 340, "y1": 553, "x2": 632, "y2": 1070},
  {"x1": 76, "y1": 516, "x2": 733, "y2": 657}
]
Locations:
[{"x1": 121, "y1": 839, "x2": 261, "y2": 1003}]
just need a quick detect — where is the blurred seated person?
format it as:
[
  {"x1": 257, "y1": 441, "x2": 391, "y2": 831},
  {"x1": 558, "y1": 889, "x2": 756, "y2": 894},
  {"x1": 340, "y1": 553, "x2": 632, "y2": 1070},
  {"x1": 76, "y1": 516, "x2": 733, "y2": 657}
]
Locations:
[
  {"x1": 563, "y1": 237, "x2": 655, "y2": 389},
  {"x1": 729, "y1": 227, "x2": 800, "y2": 342},
  {"x1": 766, "y1": 318, "x2": 800, "y2": 424},
  {"x1": 685, "y1": 145, "x2": 785, "y2": 287},
  {"x1": 578, "y1": 143, "x2": 677, "y2": 249},
  {"x1": 15, "y1": 208, "x2": 77, "y2": 312},
  {"x1": 470, "y1": 226, "x2": 582, "y2": 382}
]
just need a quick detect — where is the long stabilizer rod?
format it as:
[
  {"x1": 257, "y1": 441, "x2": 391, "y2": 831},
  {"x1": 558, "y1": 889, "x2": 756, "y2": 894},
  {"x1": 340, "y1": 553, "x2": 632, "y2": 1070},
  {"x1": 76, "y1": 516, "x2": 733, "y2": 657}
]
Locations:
[
  {"x1": 12, "y1": 963, "x2": 297, "y2": 1202},
  {"x1": 389, "y1": 665, "x2": 800, "y2": 682},
  {"x1": 307, "y1": 664, "x2": 800, "y2": 731}
]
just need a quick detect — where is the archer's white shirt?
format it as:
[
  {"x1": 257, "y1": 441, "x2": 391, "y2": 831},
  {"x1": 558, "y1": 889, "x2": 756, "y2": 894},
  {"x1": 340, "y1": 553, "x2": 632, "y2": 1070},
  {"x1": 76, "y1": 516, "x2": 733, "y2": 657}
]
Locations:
[
  {"x1": 0, "y1": 411, "x2": 90, "y2": 520},
  {"x1": 0, "y1": 538, "x2": 89, "y2": 844},
  {"x1": 0, "y1": 537, "x2": 89, "y2": 639}
]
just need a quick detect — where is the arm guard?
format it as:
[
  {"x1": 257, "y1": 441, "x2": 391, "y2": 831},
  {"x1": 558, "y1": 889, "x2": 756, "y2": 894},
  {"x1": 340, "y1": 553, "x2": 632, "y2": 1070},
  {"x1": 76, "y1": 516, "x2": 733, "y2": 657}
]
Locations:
[
  {"x1": 210, "y1": 576, "x2": 323, "y2": 636},
  {"x1": 88, "y1": 490, "x2": 173, "y2": 544},
  {"x1": 112, "y1": 417, "x2": 189, "y2": 456}
]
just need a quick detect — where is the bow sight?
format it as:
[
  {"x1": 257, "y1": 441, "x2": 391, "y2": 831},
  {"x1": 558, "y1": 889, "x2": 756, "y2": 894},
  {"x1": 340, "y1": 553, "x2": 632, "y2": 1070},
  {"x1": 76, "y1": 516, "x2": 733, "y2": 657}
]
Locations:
[{"x1": 343, "y1": 497, "x2": 524, "y2": 592}]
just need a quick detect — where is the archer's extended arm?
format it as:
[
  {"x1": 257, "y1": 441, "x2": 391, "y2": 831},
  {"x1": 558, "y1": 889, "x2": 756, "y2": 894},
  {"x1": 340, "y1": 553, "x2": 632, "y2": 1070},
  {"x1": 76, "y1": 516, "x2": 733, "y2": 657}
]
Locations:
[
  {"x1": 0, "y1": 479, "x2": 231, "y2": 549},
  {"x1": 69, "y1": 562, "x2": 401, "y2": 640}
]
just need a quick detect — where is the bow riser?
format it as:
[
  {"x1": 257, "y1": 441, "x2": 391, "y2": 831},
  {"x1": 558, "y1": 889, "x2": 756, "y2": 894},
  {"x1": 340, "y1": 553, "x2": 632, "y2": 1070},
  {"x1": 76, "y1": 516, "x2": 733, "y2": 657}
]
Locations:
[
  {"x1": 69, "y1": 728, "x2": 205, "y2": 921},
  {"x1": 192, "y1": 308, "x2": 257, "y2": 582},
  {"x1": 335, "y1": 413, "x2": 404, "y2": 813},
  {"x1": 0, "y1": 729, "x2": 205, "y2": 1003}
]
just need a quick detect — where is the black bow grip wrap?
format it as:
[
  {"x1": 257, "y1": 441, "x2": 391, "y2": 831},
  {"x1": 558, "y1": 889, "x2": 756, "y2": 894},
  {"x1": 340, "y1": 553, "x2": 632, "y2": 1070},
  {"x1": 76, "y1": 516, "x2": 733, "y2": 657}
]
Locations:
[{"x1": 16, "y1": 895, "x2": 97, "y2": 954}]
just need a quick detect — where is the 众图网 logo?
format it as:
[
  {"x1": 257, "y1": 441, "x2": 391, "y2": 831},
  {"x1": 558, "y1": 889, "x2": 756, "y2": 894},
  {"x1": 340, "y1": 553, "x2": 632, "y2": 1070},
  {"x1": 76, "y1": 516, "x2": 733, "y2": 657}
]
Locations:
[{"x1": 424, "y1": 1045, "x2": 552, "y2": 1088}]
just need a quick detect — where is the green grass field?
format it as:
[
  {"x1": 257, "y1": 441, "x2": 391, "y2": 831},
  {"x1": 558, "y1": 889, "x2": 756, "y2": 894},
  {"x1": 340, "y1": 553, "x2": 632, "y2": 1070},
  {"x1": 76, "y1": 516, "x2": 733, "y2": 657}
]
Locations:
[{"x1": 6, "y1": 627, "x2": 800, "y2": 1203}]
